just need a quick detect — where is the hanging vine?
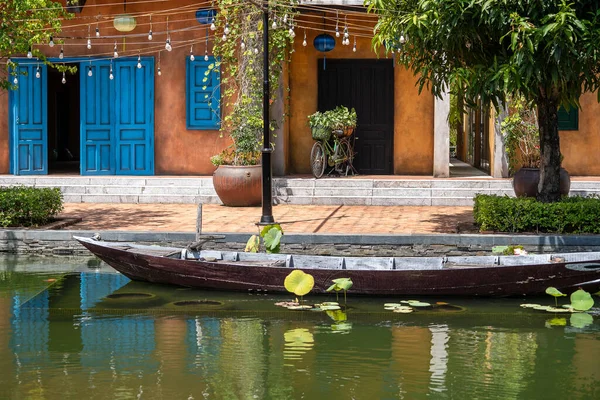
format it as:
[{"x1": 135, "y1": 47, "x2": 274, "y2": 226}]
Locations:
[{"x1": 209, "y1": 0, "x2": 298, "y2": 166}]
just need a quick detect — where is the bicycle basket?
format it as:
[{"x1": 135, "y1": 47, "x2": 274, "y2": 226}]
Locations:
[{"x1": 311, "y1": 126, "x2": 331, "y2": 141}]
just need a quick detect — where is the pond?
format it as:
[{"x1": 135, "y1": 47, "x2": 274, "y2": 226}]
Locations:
[{"x1": 0, "y1": 256, "x2": 598, "y2": 400}]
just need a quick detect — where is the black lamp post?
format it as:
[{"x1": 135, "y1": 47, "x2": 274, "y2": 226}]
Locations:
[{"x1": 259, "y1": 1, "x2": 275, "y2": 225}]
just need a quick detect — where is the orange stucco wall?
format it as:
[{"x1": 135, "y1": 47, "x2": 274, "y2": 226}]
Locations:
[
  {"x1": 288, "y1": 16, "x2": 434, "y2": 175},
  {"x1": 560, "y1": 92, "x2": 600, "y2": 176},
  {"x1": 2, "y1": 0, "x2": 230, "y2": 175}
]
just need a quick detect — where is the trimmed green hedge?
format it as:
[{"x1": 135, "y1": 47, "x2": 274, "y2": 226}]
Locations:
[
  {"x1": 473, "y1": 194, "x2": 600, "y2": 234},
  {"x1": 0, "y1": 186, "x2": 63, "y2": 227}
]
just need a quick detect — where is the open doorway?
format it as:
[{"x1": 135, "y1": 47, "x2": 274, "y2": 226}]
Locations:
[{"x1": 47, "y1": 68, "x2": 80, "y2": 174}]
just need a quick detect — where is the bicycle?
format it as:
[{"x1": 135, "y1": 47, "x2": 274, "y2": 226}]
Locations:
[{"x1": 310, "y1": 128, "x2": 357, "y2": 178}]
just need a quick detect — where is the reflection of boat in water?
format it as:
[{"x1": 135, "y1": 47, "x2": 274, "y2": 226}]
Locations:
[{"x1": 75, "y1": 236, "x2": 600, "y2": 296}]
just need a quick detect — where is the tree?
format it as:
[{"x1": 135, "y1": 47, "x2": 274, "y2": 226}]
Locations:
[
  {"x1": 368, "y1": 0, "x2": 600, "y2": 202},
  {"x1": 0, "y1": 0, "x2": 69, "y2": 90}
]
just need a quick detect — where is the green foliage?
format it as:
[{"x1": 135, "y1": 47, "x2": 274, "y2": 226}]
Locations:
[
  {"x1": 308, "y1": 106, "x2": 357, "y2": 130},
  {"x1": 368, "y1": 0, "x2": 600, "y2": 202},
  {"x1": 0, "y1": 186, "x2": 63, "y2": 227},
  {"x1": 570, "y1": 289, "x2": 594, "y2": 311},
  {"x1": 326, "y1": 277, "x2": 354, "y2": 303},
  {"x1": 502, "y1": 97, "x2": 541, "y2": 174},
  {"x1": 209, "y1": 0, "x2": 297, "y2": 166},
  {"x1": 473, "y1": 194, "x2": 600, "y2": 233},
  {"x1": 245, "y1": 224, "x2": 284, "y2": 254},
  {"x1": 1, "y1": 0, "x2": 71, "y2": 90}
]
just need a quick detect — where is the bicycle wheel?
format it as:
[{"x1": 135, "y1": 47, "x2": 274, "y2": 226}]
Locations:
[
  {"x1": 310, "y1": 141, "x2": 327, "y2": 178},
  {"x1": 340, "y1": 139, "x2": 355, "y2": 176}
]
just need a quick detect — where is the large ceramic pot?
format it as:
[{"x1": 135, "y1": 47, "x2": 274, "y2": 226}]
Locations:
[
  {"x1": 512, "y1": 167, "x2": 571, "y2": 198},
  {"x1": 213, "y1": 165, "x2": 262, "y2": 207}
]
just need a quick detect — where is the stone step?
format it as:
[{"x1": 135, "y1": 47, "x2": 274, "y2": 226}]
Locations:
[{"x1": 2, "y1": 176, "x2": 599, "y2": 205}]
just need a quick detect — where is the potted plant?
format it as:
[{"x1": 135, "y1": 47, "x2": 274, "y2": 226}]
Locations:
[
  {"x1": 307, "y1": 106, "x2": 357, "y2": 141},
  {"x1": 209, "y1": 1, "x2": 296, "y2": 206},
  {"x1": 502, "y1": 97, "x2": 570, "y2": 197}
]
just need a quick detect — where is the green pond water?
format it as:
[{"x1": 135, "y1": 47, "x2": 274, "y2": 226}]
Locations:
[{"x1": 0, "y1": 256, "x2": 598, "y2": 400}]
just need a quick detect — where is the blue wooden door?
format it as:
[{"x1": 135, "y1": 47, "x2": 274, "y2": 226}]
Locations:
[
  {"x1": 114, "y1": 58, "x2": 154, "y2": 175},
  {"x1": 80, "y1": 60, "x2": 115, "y2": 175},
  {"x1": 9, "y1": 63, "x2": 48, "y2": 175},
  {"x1": 80, "y1": 58, "x2": 154, "y2": 175}
]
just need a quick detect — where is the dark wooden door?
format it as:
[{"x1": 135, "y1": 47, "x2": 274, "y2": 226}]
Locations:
[{"x1": 318, "y1": 59, "x2": 394, "y2": 174}]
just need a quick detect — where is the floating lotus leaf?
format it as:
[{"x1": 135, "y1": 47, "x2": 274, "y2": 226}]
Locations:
[
  {"x1": 286, "y1": 305, "x2": 313, "y2": 310},
  {"x1": 545, "y1": 287, "x2": 566, "y2": 297},
  {"x1": 320, "y1": 305, "x2": 341, "y2": 311},
  {"x1": 384, "y1": 303, "x2": 404, "y2": 308},
  {"x1": 384, "y1": 307, "x2": 398, "y2": 311},
  {"x1": 520, "y1": 303, "x2": 542, "y2": 308},
  {"x1": 407, "y1": 301, "x2": 431, "y2": 307},
  {"x1": 546, "y1": 317, "x2": 567, "y2": 327},
  {"x1": 545, "y1": 307, "x2": 571, "y2": 313},
  {"x1": 570, "y1": 312, "x2": 594, "y2": 328},
  {"x1": 532, "y1": 305, "x2": 554, "y2": 311},
  {"x1": 284, "y1": 270, "x2": 314, "y2": 296},
  {"x1": 393, "y1": 306, "x2": 414, "y2": 313},
  {"x1": 321, "y1": 302, "x2": 339, "y2": 306},
  {"x1": 245, "y1": 235, "x2": 260, "y2": 253},
  {"x1": 570, "y1": 289, "x2": 595, "y2": 311}
]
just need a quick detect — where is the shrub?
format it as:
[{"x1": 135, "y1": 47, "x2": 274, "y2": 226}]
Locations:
[
  {"x1": 0, "y1": 186, "x2": 63, "y2": 227},
  {"x1": 473, "y1": 194, "x2": 600, "y2": 234}
]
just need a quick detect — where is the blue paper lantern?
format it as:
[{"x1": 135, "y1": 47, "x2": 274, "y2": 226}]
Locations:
[
  {"x1": 196, "y1": 8, "x2": 217, "y2": 25},
  {"x1": 313, "y1": 34, "x2": 335, "y2": 53}
]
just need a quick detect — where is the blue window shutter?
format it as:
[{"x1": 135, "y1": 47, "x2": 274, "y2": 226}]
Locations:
[
  {"x1": 186, "y1": 57, "x2": 220, "y2": 129},
  {"x1": 557, "y1": 106, "x2": 578, "y2": 130}
]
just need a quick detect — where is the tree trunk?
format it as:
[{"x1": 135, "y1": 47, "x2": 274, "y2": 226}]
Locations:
[{"x1": 535, "y1": 89, "x2": 562, "y2": 203}]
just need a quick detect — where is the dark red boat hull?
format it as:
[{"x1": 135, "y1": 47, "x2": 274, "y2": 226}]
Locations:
[{"x1": 78, "y1": 239, "x2": 600, "y2": 297}]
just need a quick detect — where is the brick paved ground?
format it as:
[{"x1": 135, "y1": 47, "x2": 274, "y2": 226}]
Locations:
[{"x1": 60, "y1": 203, "x2": 476, "y2": 234}]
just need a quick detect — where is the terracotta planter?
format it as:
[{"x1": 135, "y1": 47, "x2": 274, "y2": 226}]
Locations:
[
  {"x1": 213, "y1": 165, "x2": 262, "y2": 207},
  {"x1": 512, "y1": 167, "x2": 571, "y2": 198}
]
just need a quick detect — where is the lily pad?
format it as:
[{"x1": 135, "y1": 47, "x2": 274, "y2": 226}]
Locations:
[
  {"x1": 284, "y1": 270, "x2": 314, "y2": 297},
  {"x1": 393, "y1": 306, "x2": 414, "y2": 313},
  {"x1": 546, "y1": 287, "x2": 567, "y2": 297},
  {"x1": 570, "y1": 289, "x2": 595, "y2": 311},
  {"x1": 570, "y1": 312, "x2": 594, "y2": 328},
  {"x1": 321, "y1": 302, "x2": 339, "y2": 306},
  {"x1": 320, "y1": 305, "x2": 341, "y2": 311},
  {"x1": 531, "y1": 305, "x2": 554, "y2": 311},
  {"x1": 545, "y1": 307, "x2": 572, "y2": 313},
  {"x1": 384, "y1": 303, "x2": 404, "y2": 308},
  {"x1": 407, "y1": 301, "x2": 431, "y2": 307},
  {"x1": 286, "y1": 305, "x2": 313, "y2": 310},
  {"x1": 520, "y1": 303, "x2": 542, "y2": 308}
]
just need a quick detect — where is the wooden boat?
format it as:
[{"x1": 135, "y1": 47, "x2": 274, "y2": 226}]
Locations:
[{"x1": 74, "y1": 236, "x2": 600, "y2": 296}]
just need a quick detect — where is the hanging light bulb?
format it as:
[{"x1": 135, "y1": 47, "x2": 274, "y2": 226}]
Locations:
[
  {"x1": 88, "y1": 65, "x2": 93, "y2": 77},
  {"x1": 272, "y1": 16, "x2": 277, "y2": 29},
  {"x1": 241, "y1": 38, "x2": 245, "y2": 50},
  {"x1": 204, "y1": 48, "x2": 209, "y2": 61},
  {"x1": 165, "y1": 37, "x2": 172, "y2": 51},
  {"x1": 59, "y1": 45, "x2": 64, "y2": 59},
  {"x1": 303, "y1": 30, "x2": 307, "y2": 46},
  {"x1": 13, "y1": 76, "x2": 18, "y2": 85},
  {"x1": 137, "y1": 54, "x2": 142, "y2": 69},
  {"x1": 61, "y1": 71, "x2": 66, "y2": 84},
  {"x1": 353, "y1": 37, "x2": 357, "y2": 52},
  {"x1": 289, "y1": 26, "x2": 295, "y2": 38},
  {"x1": 36, "y1": 64, "x2": 40, "y2": 79},
  {"x1": 148, "y1": 14, "x2": 153, "y2": 40},
  {"x1": 283, "y1": 14, "x2": 288, "y2": 24},
  {"x1": 49, "y1": 36, "x2": 55, "y2": 47},
  {"x1": 87, "y1": 38, "x2": 92, "y2": 50},
  {"x1": 96, "y1": 26, "x2": 100, "y2": 37},
  {"x1": 224, "y1": 22, "x2": 230, "y2": 35},
  {"x1": 222, "y1": 33, "x2": 227, "y2": 41},
  {"x1": 254, "y1": 47, "x2": 259, "y2": 54},
  {"x1": 27, "y1": 47, "x2": 33, "y2": 58},
  {"x1": 210, "y1": 16, "x2": 216, "y2": 31},
  {"x1": 400, "y1": 34, "x2": 406, "y2": 44},
  {"x1": 157, "y1": 52, "x2": 162, "y2": 76},
  {"x1": 190, "y1": 45, "x2": 195, "y2": 61},
  {"x1": 113, "y1": 41, "x2": 119, "y2": 58},
  {"x1": 109, "y1": 61, "x2": 114, "y2": 80}
]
